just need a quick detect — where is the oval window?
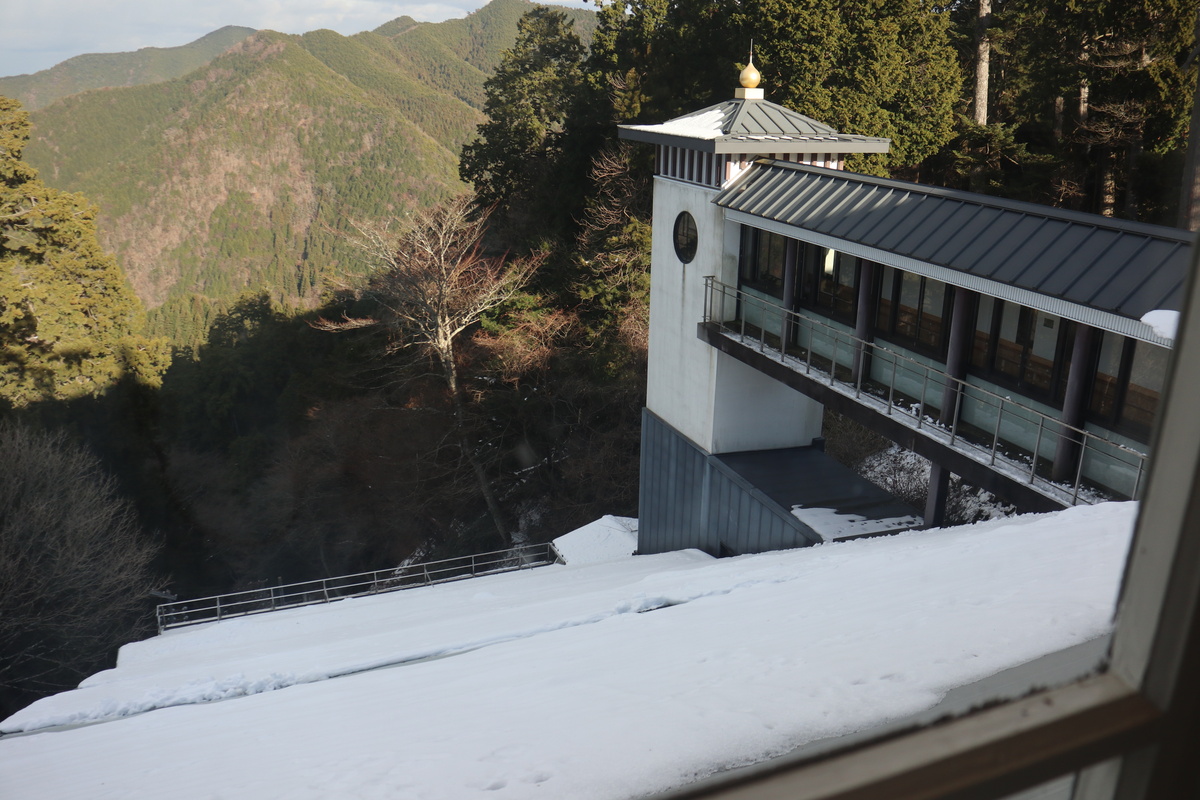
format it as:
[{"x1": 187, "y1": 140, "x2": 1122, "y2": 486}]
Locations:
[{"x1": 673, "y1": 211, "x2": 698, "y2": 263}]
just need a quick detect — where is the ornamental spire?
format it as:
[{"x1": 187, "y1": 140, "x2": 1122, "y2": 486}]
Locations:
[{"x1": 736, "y1": 43, "x2": 763, "y2": 100}]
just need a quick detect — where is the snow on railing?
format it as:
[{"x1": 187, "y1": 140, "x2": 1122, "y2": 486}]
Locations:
[
  {"x1": 156, "y1": 542, "x2": 564, "y2": 633},
  {"x1": 703, "y1": 277, "x2": 1148, "y2": 507}
]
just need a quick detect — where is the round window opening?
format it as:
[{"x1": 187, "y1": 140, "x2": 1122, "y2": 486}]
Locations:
[{"x1": 673, "y1": 211, "x2": 698, "y2": 263}]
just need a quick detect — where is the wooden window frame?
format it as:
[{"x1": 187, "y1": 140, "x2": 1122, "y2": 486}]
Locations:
[
  {"x1": 873, "y1": 266, "x2": 950, "y2": 360},
  {"x1": 968, "y1": 297, "x2": 1075, "y2": 410}
]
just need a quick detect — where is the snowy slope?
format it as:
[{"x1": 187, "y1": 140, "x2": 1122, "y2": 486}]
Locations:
[{"x1": 0, "y1": 503, "x2": 1136, "y2": 800}]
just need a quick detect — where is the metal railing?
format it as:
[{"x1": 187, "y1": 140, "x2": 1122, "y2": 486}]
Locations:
[
  {"x1": 704, "y1": 277, "x2": 1148, "y2": 506},
  {"x1": 156, "y1": 542, "x2": 563, "y2": 633}
]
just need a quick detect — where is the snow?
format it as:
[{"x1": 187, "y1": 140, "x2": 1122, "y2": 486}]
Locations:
[
  {"x1": 790, "y1": 505, "x2": 922, "y2": 540},
  {"x1": 625, "y1": 108, "x2": 728, "y2": 140},
  {"x1": 0, "y1": 503, "x2": 1137, "y2": 800},
  {"x1": 552, "y1": 514, "x2": 638, "y2": 564},
  {"x1": 1141, "y1": 309, "x2": 1179, "y2": 341}
]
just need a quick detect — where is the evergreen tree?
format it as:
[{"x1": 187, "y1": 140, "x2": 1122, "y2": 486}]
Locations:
[
  {"x1": 459, "y1": 7, "x2": 587, "y2": 234},
  {"x1": 727, "y1": 0, "x2": 961, "y2": 173},
  {"x1": 972, "y1": 0, "x2": 1195, "y2": 219},
  {"x1": 0, "y1": 96, "x2": 168, "y2": 407}
]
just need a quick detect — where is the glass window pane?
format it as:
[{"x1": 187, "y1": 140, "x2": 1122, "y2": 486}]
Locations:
[
  {"x1": 1122, "y1": 341, "x2": 1168, "y2": 432},
  {"x1": 1089, "y1": 333, "x2": 1123, "y2": 419},
  {"x1": 1022, "y1": 312, "x2": 1059, "y2": 391},
  {"x1": 896, "y1": 272, "x2": 921, "y2": 339},
  {"x1": 917, "y1": 279, "x2": 945, "y2": 349},
  {"x1": 994, "y1": 302, "x2": 1024, "y2": 379},
  {"x1": 971, "y1": 295, "x2": 995, "y2": 369},
  {"x1": 875, "y1": 266, "x2": 895, "y2": 332}
]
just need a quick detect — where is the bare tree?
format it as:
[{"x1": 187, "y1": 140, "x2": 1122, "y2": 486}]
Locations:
[
  {"x1": 0, "y1": 422, "x2": 161, "y2": 713},
  {"x1": 318, "y1": 197, "x2": 542, "y2": 545}
]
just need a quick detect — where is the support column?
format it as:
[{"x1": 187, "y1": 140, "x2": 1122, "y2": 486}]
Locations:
[
  {"x1": 781, "y1": 239, "x2": 799, "y2": 347},
  {"x1": 939, "y1": 286, "x2": 975, "y2": 425},
  {"x1": 852, "y1": 260, "x2": 876, "y2": 383},
  {"x1": 925, "y1": 286, "x2": 975, "y2": 528},
  {"x1": 924, "y1": 462, "x2": 951, "y2": 529},
  {"x1": 1053, "y1": 324, "x2": 1097, "y2": 482}
]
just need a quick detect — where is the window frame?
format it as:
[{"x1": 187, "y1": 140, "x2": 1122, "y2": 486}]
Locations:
[
  {"x1": 968, "y1": 296, "x2": 1075, "y2": 410},
  {"x1": 873, "y1": 265, "x2": 951, "y2": 360}
]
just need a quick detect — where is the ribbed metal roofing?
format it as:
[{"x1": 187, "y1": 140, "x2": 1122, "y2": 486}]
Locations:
[
  {"x1": 715, "y1": 161, "x2": 1194, "y2": 322},
  {"x1": 618, "y1": 99, "x2": 890, "y2": 155}
]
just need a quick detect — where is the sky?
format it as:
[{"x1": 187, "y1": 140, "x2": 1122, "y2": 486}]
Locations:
[{"x1": 0, "y1": 0, "x2": 592, "y2": 78}]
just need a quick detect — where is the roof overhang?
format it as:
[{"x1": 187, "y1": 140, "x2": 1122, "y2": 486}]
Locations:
[
  {"x1": 714, "y1": 160, "x2": 1192, "y2": 346},
  {"x1": 618, "y1": 125, "x2": 891, "y2": 154}
]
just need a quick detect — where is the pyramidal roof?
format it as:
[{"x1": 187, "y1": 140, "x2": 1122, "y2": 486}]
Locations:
[{"x1": 619, "y1": 97, "x2": 890, "y2": 155}]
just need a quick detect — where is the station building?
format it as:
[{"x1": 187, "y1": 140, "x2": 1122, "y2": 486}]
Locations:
[{"x1": 618, "y1": 64, "x2": 1191, "y2": 557}]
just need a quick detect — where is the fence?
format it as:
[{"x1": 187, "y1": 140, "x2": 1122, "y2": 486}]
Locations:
[
  {"x1": 704, "y1": 277, "x2": 1148, "y2": 506},
  {"x1": 156, "y1": 542, "x2": 563, "y2": 633}
]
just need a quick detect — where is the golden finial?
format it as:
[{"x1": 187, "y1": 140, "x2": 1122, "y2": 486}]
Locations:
[{"x1": 739, "y1": 42, "x2": 760, "y2": 89}]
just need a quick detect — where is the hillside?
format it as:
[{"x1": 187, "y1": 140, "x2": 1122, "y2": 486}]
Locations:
[
  {"x1": 17, "y1": 0, "x2": 596, "y2": 345},
  {"x1": 0, "y1": 26, "x2": 257, "y2": 111}
]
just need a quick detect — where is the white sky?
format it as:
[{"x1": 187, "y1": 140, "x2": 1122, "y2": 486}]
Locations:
[{"x1": 0, "y1": 0, "x2": 592, "y2": 78}]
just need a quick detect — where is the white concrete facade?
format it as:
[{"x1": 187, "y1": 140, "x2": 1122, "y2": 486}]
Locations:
[{"x1": 645, "y1": 176, "x2": 823, "y2": 454}]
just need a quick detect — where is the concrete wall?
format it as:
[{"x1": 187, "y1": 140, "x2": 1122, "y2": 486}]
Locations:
[{"x1": 645, "y1": 176, "x2": 823, "y2": 454}]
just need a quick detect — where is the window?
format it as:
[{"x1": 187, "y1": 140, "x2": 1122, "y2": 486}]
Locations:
[
  {"x1": 673, "y1": 212, "x2": 698, "y2": 263},
  {"x1": 738, "y1": 226, "x2": 788, "y2": 299},
  {"x1": 810, "y1": 248, "x2": 858, "y2": 322},
  {"x1": 969, "y1": 298, "x2": 1073, "y2": 405},
  {"x1": 874, "y1": 266, "x2": 948, "y2": 356},
  {"x1": 1088, "y1": 333, "x2": 1168, "y2": 442}
]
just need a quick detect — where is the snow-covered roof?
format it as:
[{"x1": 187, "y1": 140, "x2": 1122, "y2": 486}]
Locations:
[
  {"x1": 0, "y1": 504, "x2": 1135, "y2": 799},
  {"x1": 618, "y1": 98, "x2": 891, "y2": 155}
]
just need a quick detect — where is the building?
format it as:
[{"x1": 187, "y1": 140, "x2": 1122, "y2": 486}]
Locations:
[{"x1": 619, "y1": 65, "x2": 1191, "y2": 555}]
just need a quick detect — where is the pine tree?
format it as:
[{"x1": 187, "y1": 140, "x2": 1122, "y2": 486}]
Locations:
[
  {"x1": 459, "y1": 8, "x2": 587, "y2": 236},
  {"x1": 0, "y1": 96, "x2": 169, "y2": 407}
]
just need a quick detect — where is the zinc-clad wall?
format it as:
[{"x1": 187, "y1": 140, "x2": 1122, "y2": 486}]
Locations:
[{"x1": 639, "y1": 410, "x2": 818, "y2": 556}]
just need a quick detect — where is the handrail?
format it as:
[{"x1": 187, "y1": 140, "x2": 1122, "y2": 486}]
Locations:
[
  {"x1": 703, "y1": 277, "x2": 1148, "y2": 506},
  {"x1": 156, "y1": 541, "x2": 564, "y2": 633}
]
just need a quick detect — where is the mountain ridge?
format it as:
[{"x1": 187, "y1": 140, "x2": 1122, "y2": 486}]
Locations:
[
  {"x1": 15, "y1": 0, "x2": 596, "y2": 345},
  {"x1": 0, "y1": 26, "x2": 258, "y2": 111}
]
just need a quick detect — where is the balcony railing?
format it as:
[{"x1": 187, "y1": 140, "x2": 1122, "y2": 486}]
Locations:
[
  {"x1": 156, "y1": 542, "x2": 563, "y2": 633},
  {"x1": 703, "y1": 277, "x2": 1148, "y2": 506}
]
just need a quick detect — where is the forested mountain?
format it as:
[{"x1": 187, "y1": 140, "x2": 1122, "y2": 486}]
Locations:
[
  {"x1": 0, "y1": 27, "x2": 257, "y2": 112},
  {"x1": 18, "y1": 0, "x2": 595, "y2": 347}
]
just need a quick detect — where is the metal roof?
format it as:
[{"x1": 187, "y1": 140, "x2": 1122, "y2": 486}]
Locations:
[
  {"x1": 715, "y1": 160, "x2": 1194, "y2": 329},
  {"x1": 618, "y1": 98, "x2": 891, "y2": 155}
]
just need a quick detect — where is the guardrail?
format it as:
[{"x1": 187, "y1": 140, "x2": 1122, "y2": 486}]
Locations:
[
  {"x1": 704, "y1": 277, "x2": 1148, "y2": 506},
  {"x1": 156, "y1": 542, "x2": 563, "y2": 633}
]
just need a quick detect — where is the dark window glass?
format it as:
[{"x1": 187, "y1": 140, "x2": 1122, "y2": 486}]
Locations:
[
  {"x1": 1089, "y1": 334, "x2": 1167, "y2": 440},
  {"x1": 895, "y1": 272, "x2": 922, "y2": 340},
  {"x1": 876, "y1": 266, "x2": 896, "y2": 332},
  {"x1": 813, "y1": 250, "x2": 858, "y2": 321},
  {"x1": 673, "y1": 212, "x2": 698, "y2": 263},
  {"x1": 971, "y1": 295, "x2": 995, "y2": 369},
  {"x1": 1089, "y1": 333, "x2": 1123, "y2": 420},
  {"x1": 917, "y1": 280, "x2": 946, "y2": 349},
  {"x1": 738, "y1": 228, "x2": 788, "y2": 299},
  {"x1": 874, "y1": 269, "x2": 948, "y2": 357},
  {"x1": 971, "y1": 300, "x2": 1073, "y2": 406},
  {"x1": 1123, "y1": 341, "x2": 1167, "y2": 432},
  {"x1": 994, "y1": 302, "x2": 1027, "y2": 380}
]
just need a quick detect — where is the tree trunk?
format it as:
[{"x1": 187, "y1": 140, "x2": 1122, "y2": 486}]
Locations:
[
  {"x1": 441, "y1": 350, "x2": 510, "y2": 547},
  {"x1": 974, "y1": 0, "x2": 992, "y2": 126},
  {"x1": 1178, "y1": 8, "x2": 1200, "y2": 230},
  {"x1": 1099, "y1": 148, "x2": 1117, "y2": 217},
  {"x1": 1054, "y1": 96, "x2": 1065, "y2": 142}
]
